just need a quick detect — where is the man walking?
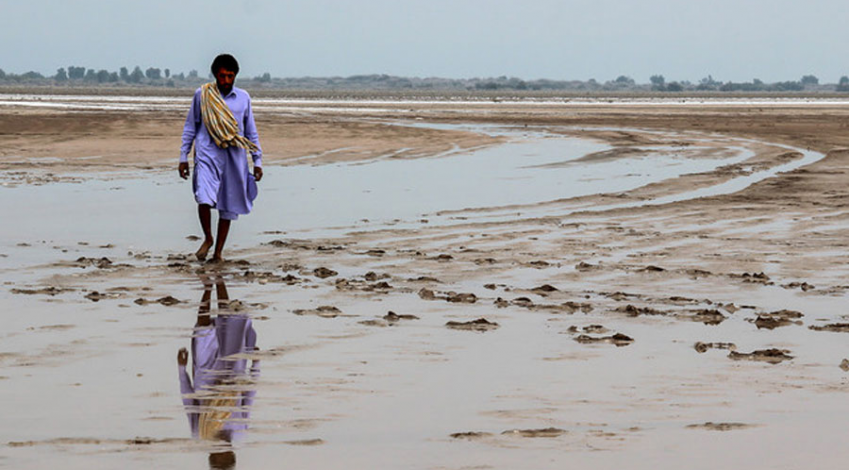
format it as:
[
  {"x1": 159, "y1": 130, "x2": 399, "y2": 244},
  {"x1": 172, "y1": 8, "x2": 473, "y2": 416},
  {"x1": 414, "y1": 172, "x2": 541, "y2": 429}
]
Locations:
[{"x1": 179, "y1": 54, "x2": 263, "y2": 262}]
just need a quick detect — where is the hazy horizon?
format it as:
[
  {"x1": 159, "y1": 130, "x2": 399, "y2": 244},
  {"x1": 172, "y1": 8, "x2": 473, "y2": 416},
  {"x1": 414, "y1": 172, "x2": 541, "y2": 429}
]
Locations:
[{"x1": 2, "y1": 0, "x2": 848, "y2": 83}]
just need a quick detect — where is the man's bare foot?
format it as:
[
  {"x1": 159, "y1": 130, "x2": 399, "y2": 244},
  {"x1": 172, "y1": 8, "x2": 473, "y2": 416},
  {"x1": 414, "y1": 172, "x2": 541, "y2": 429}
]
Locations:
[
  {"x1": 207, "y1": 254, "x2": 224, "y2": 264},
  {"x1": 196, "y1": 239, "x2": 213, "y2": 261}
]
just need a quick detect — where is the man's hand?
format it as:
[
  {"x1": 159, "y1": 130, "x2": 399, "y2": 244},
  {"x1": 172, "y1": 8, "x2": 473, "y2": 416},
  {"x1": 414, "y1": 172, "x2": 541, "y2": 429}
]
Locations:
[
  {"x1": 178, "y1": 162, "x2": 190, "y2": 180},
  {"x1": 253, "y1": 166, "x2": 263, "y2": 182},
  {"x1": 177, "y1": 348, "x2": 188, "y2": 366}
]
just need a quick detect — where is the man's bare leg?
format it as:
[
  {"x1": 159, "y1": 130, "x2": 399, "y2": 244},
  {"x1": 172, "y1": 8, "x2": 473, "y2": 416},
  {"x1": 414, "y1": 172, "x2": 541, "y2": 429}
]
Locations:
[
  {"x1": 210, "y1": 219, "x2": 231, "y2": 262},
  {"x1": 196, "y1": 204, "x2": 214, "y2": 261},
  {"x1": 215, "y1": 275, "x2": 229, "y2": 309}
]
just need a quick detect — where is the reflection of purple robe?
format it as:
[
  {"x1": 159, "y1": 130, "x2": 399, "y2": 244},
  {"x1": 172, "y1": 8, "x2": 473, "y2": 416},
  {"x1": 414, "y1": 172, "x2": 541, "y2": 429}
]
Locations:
[
  {"x1": 178, "y1": 314, "x2": 259, "y2": 440},
  {"x1": 180, "y1": 86, "x2": 262, "y2": 220}
]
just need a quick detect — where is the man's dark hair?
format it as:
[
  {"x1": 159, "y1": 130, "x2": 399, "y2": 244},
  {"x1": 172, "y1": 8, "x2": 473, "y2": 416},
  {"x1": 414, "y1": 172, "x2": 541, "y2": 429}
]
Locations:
[{"x1": 211, "y1": 54, "x2": 239, "y2": 76}]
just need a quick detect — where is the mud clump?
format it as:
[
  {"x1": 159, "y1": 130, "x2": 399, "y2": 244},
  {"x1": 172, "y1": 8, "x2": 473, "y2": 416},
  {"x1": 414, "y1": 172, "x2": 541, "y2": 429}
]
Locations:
[
  {"x1": 11, "y1": 286, "x2": 71, "y2": 296},
  {"x1": 446, "y1": 318, "x2": 499, "y2": 332},
  {"x1": 75, "y1": 256, "x2": 114, "y2": 269},
  {"x1": 734, "y1": 272, "x2": 773, "y2": 286},
  {"x1": 683, "y1": 309, "x2": 726, "y2": 325},
  {"x1": 728, "y1": 348, "x2": 793, "y2": 364},
  {"x1": 450, "y1": 432, "x2": 493, "y2": 440},
  {"x1": 686, "y1": 422, "x2": 755, "y2": 431},
  {"x1": 575, "y1": 261, "x2": 600, "y2": 271},
  {"x1": 364, "y1": 271, "x2": 389, "y2": 282},
  {"x1": 809, "y1": 323, "x2": 849, "y2": 333},
  {"x1": 562, "y1": 301, "x2": 593, "y2": 313},
  {"x1": 782, "y1": 282, "x2": 815, "y2": 291},
  {"x1": 313, "y1": 267, "x2": 338, "y2": 279},
  {"x1": 749, "y1": 309, "x2": 803, "y2": 329},
  {"x1": 293, "y1": 306, "x2": 342, "y2": 318},
  {"x1": 618, "y1": 304, "x2": 665, "y2": 317},
  {"x1": 243, "y1": 270, "x2": 301, "y2": 285},
  {"x1": 568, "y1": 325, "x2": 609, "y2": 334},
  {"x1": 606, "y1": 292, "x2": 639, "y2": 302},
  {"x1": 384, "y1": 311, "x2": 419, "y2": 323},
  {"x1": 419, "y1": 288, "x2": 477, "y2": 304},
  {"x1": 574, "y1": 333, "x2": 634, "y2": 347},
  {"x1": 134, "y1": 296, "x2": 181, "y2": 306},
  {"x1": 418, "y1": 288, "x2": 436, "y2": 300},
  {"x1": 531, "y1": 284, "x2": 559, "y2": 295},
  {"x1": 501, "y1": 427, "x2": 566, "y2": 438},
  {"x1": 694, "y1": 342, "x2": 737, "y2": 353},
  {"x1": 84, "y1": 291, "x2": 109, "y2": 302}
]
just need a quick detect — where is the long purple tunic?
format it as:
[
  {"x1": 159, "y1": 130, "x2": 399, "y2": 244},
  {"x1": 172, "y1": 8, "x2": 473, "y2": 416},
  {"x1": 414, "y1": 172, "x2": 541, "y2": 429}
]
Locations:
[
  {"x1": 180, "y1": 86, "x2": 263, "y2": 220},
  {"x1": 178, "y1": 314, "x2": 259, "y2": 441}
]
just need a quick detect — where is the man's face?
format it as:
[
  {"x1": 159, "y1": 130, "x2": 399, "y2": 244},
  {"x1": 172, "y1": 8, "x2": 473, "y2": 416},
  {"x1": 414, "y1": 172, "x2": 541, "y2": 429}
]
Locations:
[{"x1": 215, "y1": 68, "x2": 236, "y2": 95}]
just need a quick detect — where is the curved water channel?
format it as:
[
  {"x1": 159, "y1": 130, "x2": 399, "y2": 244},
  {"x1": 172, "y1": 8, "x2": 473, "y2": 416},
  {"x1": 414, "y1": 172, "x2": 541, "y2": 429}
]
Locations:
[{"x1": 0, "y1": 120, "x2": 825, "y2": 262}]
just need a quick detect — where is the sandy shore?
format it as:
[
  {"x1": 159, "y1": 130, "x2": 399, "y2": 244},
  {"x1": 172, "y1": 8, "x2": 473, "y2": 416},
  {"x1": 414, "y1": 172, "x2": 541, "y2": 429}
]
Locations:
[{"x1": 2, "y1": 95, "x2": 849, "y2": 469}]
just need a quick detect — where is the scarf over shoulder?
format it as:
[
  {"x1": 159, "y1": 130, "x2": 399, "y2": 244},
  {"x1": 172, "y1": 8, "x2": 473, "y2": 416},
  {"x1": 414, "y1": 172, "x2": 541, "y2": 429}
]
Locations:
[{"x1": 200, "y1": 82, "x2": 259, "y2": 153}]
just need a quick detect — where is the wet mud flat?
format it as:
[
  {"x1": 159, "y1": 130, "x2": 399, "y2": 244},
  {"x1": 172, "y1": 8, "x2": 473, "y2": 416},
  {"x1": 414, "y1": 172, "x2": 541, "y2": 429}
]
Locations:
[{"x1": 2, "y1": 96, "x2": 849, "y2": 469}]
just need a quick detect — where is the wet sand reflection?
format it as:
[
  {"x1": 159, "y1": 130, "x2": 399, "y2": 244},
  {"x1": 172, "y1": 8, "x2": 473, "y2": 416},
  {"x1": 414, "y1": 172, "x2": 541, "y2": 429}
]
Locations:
[{"x1": 177, "y1": 274, "x2": 259, "y2": 469}]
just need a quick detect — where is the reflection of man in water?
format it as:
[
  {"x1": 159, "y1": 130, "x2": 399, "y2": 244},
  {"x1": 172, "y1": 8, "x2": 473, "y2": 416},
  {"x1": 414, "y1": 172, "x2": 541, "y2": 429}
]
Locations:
[{"x1": 177, "y1": 275, "x2": 259, "y2": 469}]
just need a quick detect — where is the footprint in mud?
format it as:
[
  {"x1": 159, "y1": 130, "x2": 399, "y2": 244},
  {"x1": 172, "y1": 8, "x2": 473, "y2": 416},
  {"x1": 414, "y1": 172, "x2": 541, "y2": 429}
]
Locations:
[
  {"x1": 446, "y1": 318, "x2": 499, "y2": 332},
  {"x1": 728, "y1": 348, "x2": 793, "y2": 364}
]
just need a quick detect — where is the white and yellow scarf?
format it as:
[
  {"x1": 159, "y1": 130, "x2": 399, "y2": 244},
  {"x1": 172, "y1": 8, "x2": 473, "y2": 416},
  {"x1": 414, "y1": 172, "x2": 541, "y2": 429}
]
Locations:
[{"x1": 200, "y1": 82, "x2": 259, "y2": 153}]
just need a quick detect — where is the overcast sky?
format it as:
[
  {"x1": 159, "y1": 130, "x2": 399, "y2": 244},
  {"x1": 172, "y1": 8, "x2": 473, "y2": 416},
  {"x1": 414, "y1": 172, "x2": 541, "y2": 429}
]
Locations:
[{"x1": 2, "y1": 0, "x2": 847, "y2": 83}]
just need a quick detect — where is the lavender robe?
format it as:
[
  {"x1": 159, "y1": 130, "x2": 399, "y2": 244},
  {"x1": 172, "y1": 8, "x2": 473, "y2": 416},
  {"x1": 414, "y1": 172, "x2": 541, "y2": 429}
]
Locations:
[{"x1": 180, "y1": 86, "x2": 263, "y2": 220}]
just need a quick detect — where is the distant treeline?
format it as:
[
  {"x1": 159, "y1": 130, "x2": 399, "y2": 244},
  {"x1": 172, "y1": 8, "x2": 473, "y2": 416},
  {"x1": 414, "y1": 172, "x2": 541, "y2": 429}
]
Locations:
[{"x1": 2, "y1": 66, "x2": 849, "y2": 92}]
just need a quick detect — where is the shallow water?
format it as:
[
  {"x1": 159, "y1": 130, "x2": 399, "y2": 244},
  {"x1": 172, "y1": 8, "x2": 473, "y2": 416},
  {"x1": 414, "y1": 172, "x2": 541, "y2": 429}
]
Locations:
[
  {"x1": 3, "y1": 117, "x2": 845, "y2": 470},
  {"x1": 0, "y1": 124, "x2": 756, "y2": 258}
]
